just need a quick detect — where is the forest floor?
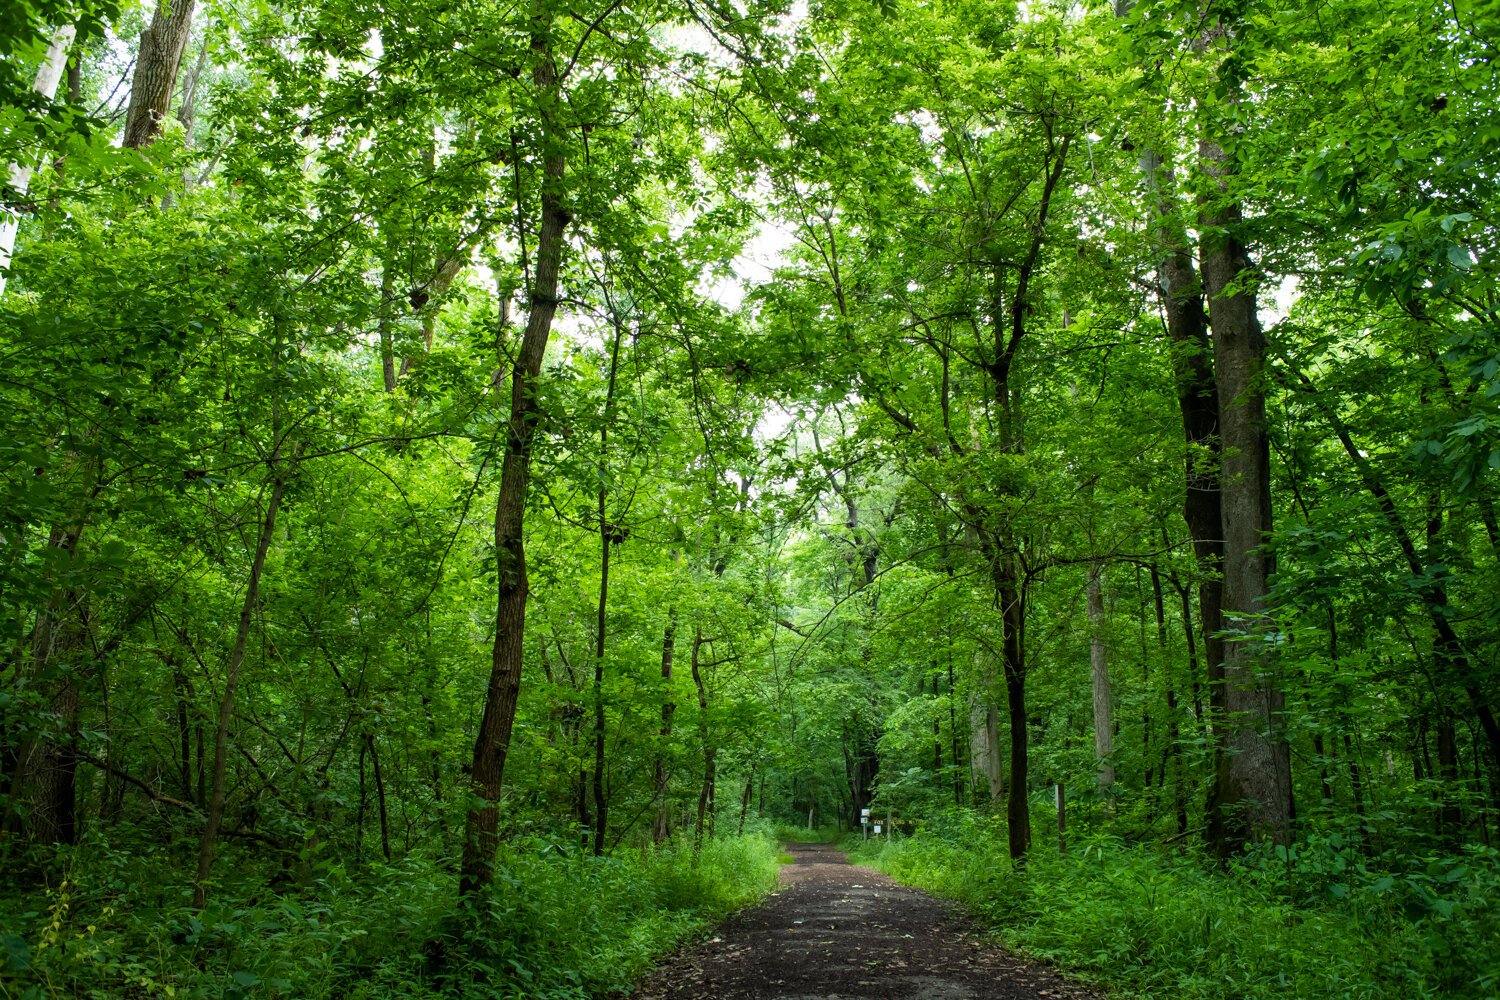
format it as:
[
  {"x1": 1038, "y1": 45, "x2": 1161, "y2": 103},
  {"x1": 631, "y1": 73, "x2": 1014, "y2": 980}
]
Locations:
[{"x1": 627, "y1": 843, "x2": 1102, "y2": 1000}]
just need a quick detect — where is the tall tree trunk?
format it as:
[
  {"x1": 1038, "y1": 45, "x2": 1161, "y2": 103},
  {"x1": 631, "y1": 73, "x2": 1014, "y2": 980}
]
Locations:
[
  {"x1": 460, "y1": 15, "x2": 569, "y2": 896},
  {"x1": 931, "y1": 673, "x2": 944, "y2": 786},
  {"x1": 692, "y1": 629, "x2": 713, "y2": 846},
  {"x1": 737, "y1": 771, "x2": 754, "y2": 835},
  {"x1": 1000, "y1": 564, "x2": 1030, "y2": 858},
  {"x1": 984, "y1": 130, "x2": 1067, "y2": 861},
  {"x1": 948, "y1": 653, "x2": 963, "y2": 805},
  {"x1": 122, "y1": 0, "x2": 197, "y2": 149},
  {"x1": 1150, "y1": 564, "x2": 1188, "y2": 835},
  {"x1": 0, "y1": 23, "x2": 75, "y2": 297},
  {"x1": 172, "y1": 659, "x2": 194, "y2": 803},
  {"x1": 174, "y1": 36, "x2": 209, "y2": 139},
  {"x1": 1139, "y1": 148, "x2": 1228, "y2": 828},
  {"x1": 12, "y1": 530, "x2": 86, "y2": 845},
  {"x1": 1200, "y1": 131, "x2": 1293, "y2": 850},
  {"x1": 368, "y1": 733, "x2": 391, "y2": 861},
  {"x1": 653, "y1": 611, "x2": 677, "y2": 844},
  {"x1": 193, "y1": 462, "x2": 289, "y2": 907},
  {"x1": 1088, "y1": 562, "x2": 1114, "y2": 796},
  {"x1": 968, "y1": 656, "x2": 1003, "y2": 807},
  {"x1": 590, "y1": 318, "x2": 626, "y2": 857}
]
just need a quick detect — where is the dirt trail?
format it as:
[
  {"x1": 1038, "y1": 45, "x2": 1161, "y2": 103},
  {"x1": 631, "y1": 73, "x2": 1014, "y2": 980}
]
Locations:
[{"x1": 629, "y1": 842, "x2": 1101, "y2": 1000}]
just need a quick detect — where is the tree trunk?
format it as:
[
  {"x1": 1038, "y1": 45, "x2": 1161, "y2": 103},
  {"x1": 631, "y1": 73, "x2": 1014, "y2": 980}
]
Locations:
[
  {"x1": 968, "y1": 662, "x2": 1003, "y2": 807},
  {"x1": 10, "y1": 522, "x2": 87, "y2": 845},
  {"x1": 459, "y1": 15, "x2": 569, "y2": 896},
  {"x1": 653, "y1": 611, "x2": 677, "y2": 844},
  {"x1": 122, "y1": 0, "x2": 197, "y2": 149},
  {"x1": 1088, "y1": 562, "x2": 1114, "y2": 796},
  {"x1": 0, "y1": 24, "x2": 75, "y2": 297},
  {"x1": 369, "y1": 733, "x2": 391, "y2": 861},
  {"x1": 692, "y1": 629, "x2": 714, "y2": 846},
  {"x1": 931, "y1": 673, "x2": 944, "y2": 786},
  {"x1": 737, "y1": 771, "x2": 753, "y2": 835},
  {"x1": 193, "y1": 464, "x2": 289, "y2": 907},
  {"x1": 948, "y1": 653, "x2": 963, "y2": 805},
  {"x1": 1200, "y1": 133, "x2": 1293, "y2": 850},
  {"x1": 1001, "y1": 566, "x2": 1031, "y2": 859},
  {"x1": 1148, "y1": 565, "x2": 1189, "y2": 835},
  {"x1": 590, "y1": 313, "x2": 626, "y2": 856}
]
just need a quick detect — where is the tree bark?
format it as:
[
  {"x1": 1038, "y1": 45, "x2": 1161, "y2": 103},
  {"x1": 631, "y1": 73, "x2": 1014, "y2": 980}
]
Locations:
[
  {"x1": 123, "y1": 0, "x2": 197, "y2": 149},
  {"x1": 12, "y1": 530, "x2": 85, "y2": 845},
  {"x1": 653, "y1": 611, "x2": 677, "y2": 844},
  {"x1": 459, "y1": 12, "x2": 570, "y2": 896},
  {"x1": 590, "y1": 317, "x2": 626, "y2": 856},
  {"x1": 0, "y1": 23, "x2": 75, "y2": 297},
  {"x1": 1088, "y1": 562, "x2": 1114, "y2": 796},
  {"x1": 968, "y1": 658, "x2": 1003, "y2": 807},
  {"x1": 692, "y1": 629, "x2": 714, "y2": 846},
  {"x1": 1199, "y1": 133, "x2": 1293, "y2": 850}
]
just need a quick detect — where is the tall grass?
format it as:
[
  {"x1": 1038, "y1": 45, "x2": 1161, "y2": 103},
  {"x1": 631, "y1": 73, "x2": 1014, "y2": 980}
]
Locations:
[
  {"x1": 1, "y1": 828, "x2": 779, "y2": 1000},
  {"x1": 851, "y1": 812, "x2": 1500, "y2": 999}
]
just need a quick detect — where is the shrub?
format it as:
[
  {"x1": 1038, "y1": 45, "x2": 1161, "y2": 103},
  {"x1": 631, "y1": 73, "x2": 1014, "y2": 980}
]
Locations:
[{"x1": 856, "y1": 816, "x2": 1500, "y2": 999}]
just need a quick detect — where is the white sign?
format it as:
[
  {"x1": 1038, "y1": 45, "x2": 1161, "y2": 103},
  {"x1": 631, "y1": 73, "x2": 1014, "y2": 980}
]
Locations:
[
  {"x1": 873, "y1": 824, "x2": 882, "y2": 834},
  {"x1": 860, "y1": 815, "x2": 869, "y2": 824},
  {"x1": 860, "y1": 808, "x2": 870, "y2": 817}
]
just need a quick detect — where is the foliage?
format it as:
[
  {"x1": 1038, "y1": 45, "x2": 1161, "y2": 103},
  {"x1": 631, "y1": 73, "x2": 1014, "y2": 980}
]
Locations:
[
  {"x1": 0, "y1": 828, "x2": 777, "y2": 999},
  {"x1": 858, "y1": 824, "x2": 1500, "y2": 999},
  {"x1": 3, "y1": 0, "x2": 1500, "y2": 994}
]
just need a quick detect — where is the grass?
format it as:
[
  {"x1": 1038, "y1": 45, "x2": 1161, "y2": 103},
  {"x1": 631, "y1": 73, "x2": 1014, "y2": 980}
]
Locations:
[
  {"x1": 0, "y1": 827, "x2": 781, "y2": 1000},
  {"x1": 772, "y1": 823, "x2": 843, "y2": 844},
  {"x1": 850, "y1": 811, "x2": 1500, "y2": 999}
]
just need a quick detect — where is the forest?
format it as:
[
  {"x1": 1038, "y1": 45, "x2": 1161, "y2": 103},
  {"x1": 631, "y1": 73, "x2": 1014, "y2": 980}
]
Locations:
[{"x1": 2, "y1": 0, "x2": 1499, "y2": 997}]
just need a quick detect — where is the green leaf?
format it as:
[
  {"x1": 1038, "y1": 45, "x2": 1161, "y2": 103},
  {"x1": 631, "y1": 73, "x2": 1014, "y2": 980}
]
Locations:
[{"x1": 2, "y1": 934, "x2": 30, "y2": 972}]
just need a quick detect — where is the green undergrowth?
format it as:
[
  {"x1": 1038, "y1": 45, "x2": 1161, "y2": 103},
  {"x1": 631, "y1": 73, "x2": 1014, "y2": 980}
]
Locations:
[
  {"x1": 772, "y1": 823, "x2": 843, "y2": 844},
  {"x1": 0, "y1": 827, "x2": 779, "y2": 1000},
  {"x1": 850, "y1": 812, "x2": 1500, "y2": 999}
]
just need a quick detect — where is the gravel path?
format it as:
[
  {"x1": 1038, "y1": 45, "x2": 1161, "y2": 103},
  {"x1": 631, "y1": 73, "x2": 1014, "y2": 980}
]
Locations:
[{"x1": 629, "y1": 842, "x2": 1103, "y2": 1000}]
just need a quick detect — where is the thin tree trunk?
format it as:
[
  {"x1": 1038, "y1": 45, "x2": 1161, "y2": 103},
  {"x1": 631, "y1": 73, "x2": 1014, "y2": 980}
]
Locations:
[
  {"x1": 985, "y1": 131, "x2": 1067, "y2": 862},
  {"x1": 692, "y1": 629, "x2": 713, "y2": 846},
  {"x1": 193, "y1": 463, "x2": 289, "y2": 907},
  {"x1": 590, "y1": 314, "x2": 626, "y2": 856},
  {"x1": 1001, "y1": 567, "x2": 1030, "y2": 858},
  {"x1": 459, "y1": 13, "x2": 570, "y2": 896},
  {"x1": 172, "y1": 659, "x2": 193, "y2": 803},
  {"x1": 738, "y1": 771, "x2": 753, "y2": 835},
  {"x1": 174, "y1": 36, "x2": 209, "y2": 139},
  {"x1": 653, "y1": 611, "x2": 677, "y2": 844},
  {"x1": 1149, "y1": 563, "x2": 1187, "y2": 834},
  {"x1": 369, "y1": 733, "x2": 391, "y2": 860},
  {"x1": 932, "y1": 673, "x2": 944, "y2": 786},
  {"x1": 123, "y1": 0, "x2": 197, "y2": 149},
  {"x1": 948, "y1": 653, "x2": 963, "y2": 805},
  {"x1": 1088, "y1": 562, "x2": 1114, "y2": 796}
]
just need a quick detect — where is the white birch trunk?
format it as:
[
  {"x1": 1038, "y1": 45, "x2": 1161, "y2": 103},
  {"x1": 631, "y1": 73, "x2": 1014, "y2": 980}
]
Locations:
[{"x1": 0, "y1": 25, "x2": 76, "y2": 298}]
